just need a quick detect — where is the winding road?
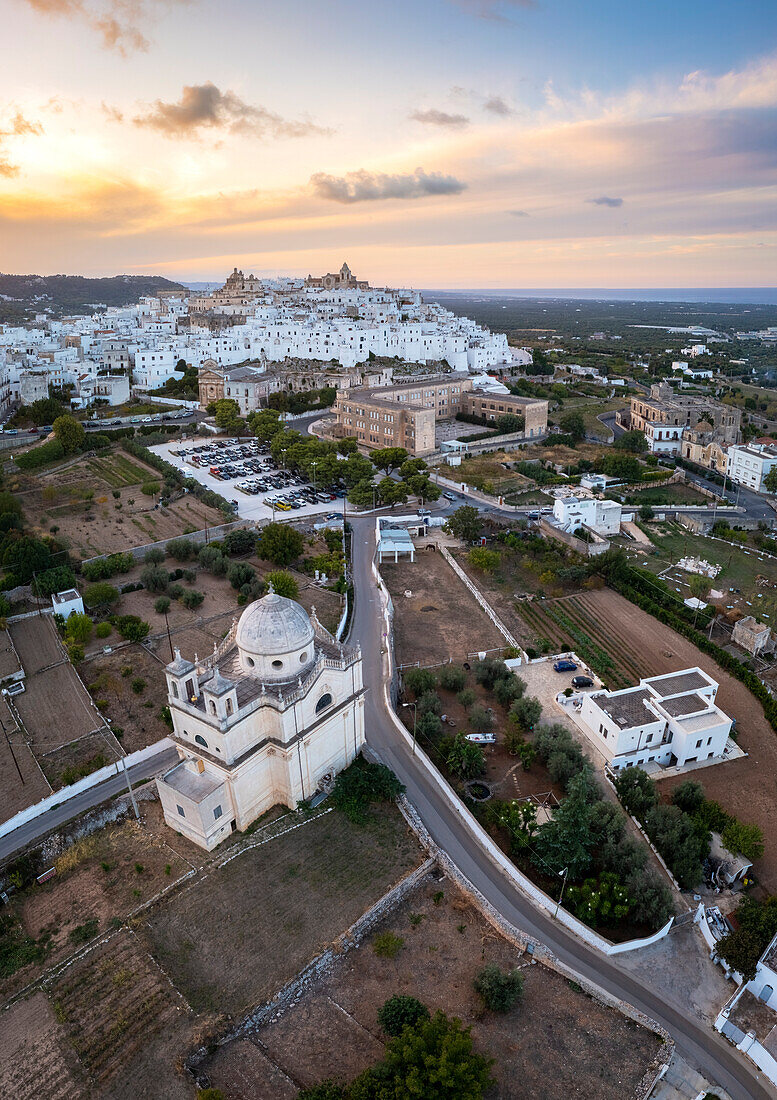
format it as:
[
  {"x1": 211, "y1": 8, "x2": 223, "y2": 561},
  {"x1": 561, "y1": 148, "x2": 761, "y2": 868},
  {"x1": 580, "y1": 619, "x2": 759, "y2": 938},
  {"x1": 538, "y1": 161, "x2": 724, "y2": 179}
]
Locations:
[{"x1": 350, "y1": 514, "x2": 777, "y2": 1100}]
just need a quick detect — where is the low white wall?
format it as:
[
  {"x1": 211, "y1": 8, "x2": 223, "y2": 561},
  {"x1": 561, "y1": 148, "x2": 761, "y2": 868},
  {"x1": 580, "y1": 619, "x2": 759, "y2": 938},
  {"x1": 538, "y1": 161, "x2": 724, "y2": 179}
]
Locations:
[
  {"x1": 372, "y1": 554, "x2": 673, "y2": 957},
  {"x1": 438, "y1": 545, "x2": 523, "y2": 653},
  {"x1": 0, "y1": 737, "x2": 174, "y2": 841}
]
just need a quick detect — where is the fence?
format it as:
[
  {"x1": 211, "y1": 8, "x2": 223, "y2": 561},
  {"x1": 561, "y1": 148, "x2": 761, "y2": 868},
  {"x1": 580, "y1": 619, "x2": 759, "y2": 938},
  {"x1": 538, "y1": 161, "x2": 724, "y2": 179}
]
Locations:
[
  {"x1": 80, "y1": 519, "x2": 256, "y2": 565},
  {"x1": 0, "y1": 737, "x2": 174, "y2": 842}
]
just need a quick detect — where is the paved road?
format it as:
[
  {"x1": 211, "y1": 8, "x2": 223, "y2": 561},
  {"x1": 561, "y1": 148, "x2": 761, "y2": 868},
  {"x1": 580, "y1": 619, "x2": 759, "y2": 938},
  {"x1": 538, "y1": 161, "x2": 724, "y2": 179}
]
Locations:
[
  {"x1": 350, "y1": 515, "x2": 776, "y2": 1100},
  {"x1": 0, "y1": 745, "x2": 178, "y2": 862}
]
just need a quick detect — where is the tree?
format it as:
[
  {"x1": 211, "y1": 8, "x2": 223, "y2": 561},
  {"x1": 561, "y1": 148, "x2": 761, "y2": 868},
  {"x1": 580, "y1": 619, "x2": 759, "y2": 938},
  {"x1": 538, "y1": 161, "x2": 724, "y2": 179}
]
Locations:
[
  {"x1": 688, "y1": 574, "x2": 711, "y2": 602},
  {"x1": 227, "y1": 561, "x2": 256, "y2": 590},
  {"x1": 266, "y1": 570, "x2": 299, "y2": 599},
  {"x1": 144, "y1": 547, "x2": 166, "y2": 564},
  {"x1": 112, "y1": 614, "x2": 150, "y2": 642},
  {"x1": 493, "y1": 673, "x2": 525, "y2": 708},
  {"x1": 721, "y1": 820, "x2": 765, "y2": 862},
  {"x1": 181, "y1": 589, "x2": 204, "y2": 609},
  {"x1": 639, "y1": 504, "x2": 654, "y2": 521},
  {"x1": 198, "y1": 545, "x2": 227, "y2": 574},
  {"x1": 3, "y1": 537, "x2": 51, "y2": 584},
  {"x1": 438, "y1": 665, "x2": 466, "y2": 692},
  {"x1": 248, "y1": 408, "x2": 283, "y2": 443},
  {"x1": 32, "y1": 564, "x2": 76, "y2": 597},
  {"x1": 510, "y1": 696, "x2": 542, "y2": 732},
  {"x1": 297, "y1": 1086, "x2": 345, "y2": 1100},
  {"x1": 83, "y1": 582, "x2": 120, "y2": 610},
  {"x1": 764, "y1": 465, "x2": 777, "y2": 494},
  {"x1": 223, "y1": 528, "x2": 256, "y2": 556},
  {"x1": 378, "y1": 477, "x2": 409, "y2": 508},
  {"x1": 256, "y1": 523, "x2": 303, "y2": 566},
  {"x1": 533, "y1": 769, "x2": 598, "y2": 880},
  {"x1": 377, "y1": 995, "x2": 430, "y2": 1037},
  {"x1": 467, "y1": 547, "x2": 499, "y2": 573},
  {"x1": 371, "y1": 447, "x2": 408, "y2": 474},
  {"x1": 559, "y1": 411, "x2": 585, "y2": 442},
  {"x1": 444, "y1": 506, "x2": 480, "y2": 543},
  {"x1": 404, "y1": 667, "x2": 436, "y2": 696},
  {"x1": 468, "y1": 704, "x2": 493, "y2": 733},
  {"x1": 53, "y1": 414, "x2": 85, "y2": 454},
  {"x1": 671, "y1": 780, "x2": 706, "y2": 815},
  {"x1": 330, "y1": 759, "x2": 404, "y2": 824},
  {"x1": 446, "y1": 734, "x2": 485, "y2": 780},
  {"x1": 496, "y1": 413, "x2": 524, "y2": 435},
  {"x1": 718, "y1": 897, "x2": 777, "y2": 980},
  {"x1": 349, "y1": 1011, "x2": 493, "y2": 1100},
  {"x1": 140, "y1": 563, "x2": 169, "y2": 593},
  {"x1": 416, "y1": 690, "x2": 441, "y2": 716},
  {"x1": 614, "y1": 767, "x2": 658, "y2": 820},
  {"x1": 404, "y1": 473, "x2": 440, "y2": 503},
  {"x1": 474, "y1": 965, "x2": 524, "y2": 1012},
  {"x1": 340, "y1": 451, "x2": 375, "y2": 489},
  {"x1": 348, "y1": 479, "x2": 377, "y2": 509},
  {"x1": 643, "y1": 804, "x2": 708, "y2": 889},
  {"x1": 213, "y1": 398, "x2": 244, "y2": 434},
  {"x1": 65, "y1": 612, "x2": 93, "y2": 645},
  {"x1": 154, "y1": 596, "x2": 171, "y2": 615},
  {"x1": 615, "y1": 430, "x2": 648, "y2": 453},
  {"x1": 166, "y1": 537, "x2": 196, "y2": 561}
]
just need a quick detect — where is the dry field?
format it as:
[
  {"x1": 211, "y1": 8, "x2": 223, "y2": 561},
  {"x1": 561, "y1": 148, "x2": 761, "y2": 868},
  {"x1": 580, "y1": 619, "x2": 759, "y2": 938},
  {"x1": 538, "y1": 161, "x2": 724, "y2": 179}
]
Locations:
[
  {"x1": 205, "y1": 876, "x2": 664, "y2": 1100},
  {"x1": 81, "y1": 643, "x2": 175, "y2": 752},
  {"x1": 20, "y1": 449, "x2": 224, "y2": 558},
  {"x1": 381, "y1": 552, "x2": 504, "y2": 665},
  {"x1": 143, "y1": 804, "x2": 423, "y2": 1016},
  {"x1": 0, "y1": 991, "x2": 87, "y2": 1100}
]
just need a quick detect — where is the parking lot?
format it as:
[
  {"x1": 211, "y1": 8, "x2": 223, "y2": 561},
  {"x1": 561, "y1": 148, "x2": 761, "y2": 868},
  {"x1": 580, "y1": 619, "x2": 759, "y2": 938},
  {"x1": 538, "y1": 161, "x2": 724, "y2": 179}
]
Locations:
[{"x1": 149, "y1": 438, "x2": 347, "y2": 523}]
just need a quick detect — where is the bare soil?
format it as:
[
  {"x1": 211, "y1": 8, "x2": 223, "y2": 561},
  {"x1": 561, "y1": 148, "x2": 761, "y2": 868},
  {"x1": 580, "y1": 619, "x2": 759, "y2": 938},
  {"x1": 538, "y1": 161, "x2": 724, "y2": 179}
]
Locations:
[
  {"x1": 80, "y1": 644, "x2": 175, "y2": 752},
  {"x1": 21, "y1": 449, "x2": 224, "y2": 557},
  {"x1": 381, "y1": 551, "x2": 504, "y2": 665},
  {"x1": 205, "y1": 877, "x2": 664, "y2": 1100},
  {"x1": 142, "y1": 804, "x2": 423, "y2": 1016},
  {"x1": 0, "y1": 992, "x2": 87, "y2": 1100},
  {"x1": 10, "y1": 614, "x2": 63, "y2": 673}
]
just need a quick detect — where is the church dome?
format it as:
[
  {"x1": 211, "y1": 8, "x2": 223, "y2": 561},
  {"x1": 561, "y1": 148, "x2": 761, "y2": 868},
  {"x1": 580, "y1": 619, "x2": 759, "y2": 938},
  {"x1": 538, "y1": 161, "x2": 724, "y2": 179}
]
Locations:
[{"x1": 235, "y1": 588, "x2": 315, "y2": 680}]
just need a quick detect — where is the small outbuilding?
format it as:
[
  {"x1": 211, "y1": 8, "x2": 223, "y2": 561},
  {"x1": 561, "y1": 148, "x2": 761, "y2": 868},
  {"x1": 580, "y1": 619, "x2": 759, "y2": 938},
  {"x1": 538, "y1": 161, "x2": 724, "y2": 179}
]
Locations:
[{"x1": 52, "y1": 588, "x2": 84, "y2": 620}]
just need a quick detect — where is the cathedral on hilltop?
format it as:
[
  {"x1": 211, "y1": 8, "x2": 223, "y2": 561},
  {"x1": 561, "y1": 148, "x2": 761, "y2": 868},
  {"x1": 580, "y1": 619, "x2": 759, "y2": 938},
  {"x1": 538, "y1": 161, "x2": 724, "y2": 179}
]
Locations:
[
  {"x1": 156, "y1": 588, "x2": 365, "y2": 849},
  {"x1": 305, "y1": 262, "x2": 369, "y2": 291}
]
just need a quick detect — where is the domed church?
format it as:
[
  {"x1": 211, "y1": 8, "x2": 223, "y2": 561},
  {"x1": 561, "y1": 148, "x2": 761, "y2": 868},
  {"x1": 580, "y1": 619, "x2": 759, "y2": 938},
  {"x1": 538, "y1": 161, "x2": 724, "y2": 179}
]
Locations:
[{"x1": 156, "y1": 587, "x2": 365, "y2": 850}]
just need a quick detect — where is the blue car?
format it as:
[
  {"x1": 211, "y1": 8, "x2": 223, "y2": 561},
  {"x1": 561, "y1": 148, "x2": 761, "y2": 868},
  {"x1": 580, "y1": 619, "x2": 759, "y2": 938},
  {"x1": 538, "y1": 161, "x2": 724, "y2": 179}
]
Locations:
[{"x1": 553, "y1": 659, "x2": 578, "y2": 673}]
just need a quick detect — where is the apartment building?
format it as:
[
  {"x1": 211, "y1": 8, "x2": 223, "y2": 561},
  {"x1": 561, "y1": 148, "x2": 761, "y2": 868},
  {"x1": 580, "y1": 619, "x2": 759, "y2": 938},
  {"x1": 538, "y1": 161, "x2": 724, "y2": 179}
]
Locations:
[
  {"x1": 577, "y1": 668, "x2": 732, "y2": 771},
  {"x1": 462, "y1": 391, "x2": 548, "y2": 438},
  {"x1": 726, "y1": 443, "x2": 777, "y2": 493}
]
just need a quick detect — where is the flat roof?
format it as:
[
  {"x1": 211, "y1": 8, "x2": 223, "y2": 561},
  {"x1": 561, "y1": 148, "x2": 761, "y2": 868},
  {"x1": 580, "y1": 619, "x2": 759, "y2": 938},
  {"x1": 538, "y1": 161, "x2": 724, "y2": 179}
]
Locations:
[
  {"x1": 162, "y1": 762, "x2": 224, "y2": 803},
  {"x1": 52, "y1": 589, "x2": 81, "y2": 603},
  {"x1": 674, "y1": 708, "x2": 728, "y2": 734},
  {"x1": 646, "y1": 670, "x2": 710, "y2": 697},
  {"x1": 660, "y1": 693, "x2": 709, "y2": 717},
  {"x1": 596, "y1": 687, "x2": 654, "y2": 728}
]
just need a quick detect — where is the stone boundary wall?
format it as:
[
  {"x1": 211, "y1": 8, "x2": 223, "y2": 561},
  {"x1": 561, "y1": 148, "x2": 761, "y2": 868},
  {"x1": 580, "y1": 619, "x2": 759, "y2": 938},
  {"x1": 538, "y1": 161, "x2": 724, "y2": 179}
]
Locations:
[
  {"x1": 438, "y1": 544, "x2": 522, "y2": 651},
  {"x1": 80, "y1": 519, "x2": 256, "y2": 565}
]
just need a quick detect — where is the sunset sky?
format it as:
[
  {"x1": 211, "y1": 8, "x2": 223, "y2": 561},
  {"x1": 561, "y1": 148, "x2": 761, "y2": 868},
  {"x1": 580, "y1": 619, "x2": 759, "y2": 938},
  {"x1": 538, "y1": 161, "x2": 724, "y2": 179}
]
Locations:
[{"x1": 2, "y1": 0, "x2": 777, "y2": 287}]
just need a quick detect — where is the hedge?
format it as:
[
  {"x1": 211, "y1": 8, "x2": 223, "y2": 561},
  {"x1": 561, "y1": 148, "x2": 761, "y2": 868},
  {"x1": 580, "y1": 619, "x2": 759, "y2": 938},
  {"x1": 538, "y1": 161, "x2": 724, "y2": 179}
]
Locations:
[{"x1": 14, "y1": 439, "x2": 65, "y2": 470}]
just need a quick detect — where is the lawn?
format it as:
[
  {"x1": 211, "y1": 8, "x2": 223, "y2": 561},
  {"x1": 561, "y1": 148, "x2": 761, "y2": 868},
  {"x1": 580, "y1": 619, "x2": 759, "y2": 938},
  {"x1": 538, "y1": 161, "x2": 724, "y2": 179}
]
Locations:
[{"x1": 622, "y1": 483, "x2": 712, "y2": 506}]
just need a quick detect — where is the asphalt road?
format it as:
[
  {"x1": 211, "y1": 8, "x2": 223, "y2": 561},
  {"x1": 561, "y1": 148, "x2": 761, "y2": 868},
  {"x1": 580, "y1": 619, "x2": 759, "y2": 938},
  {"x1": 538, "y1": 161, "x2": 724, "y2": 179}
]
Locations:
[
  {"x1": 0, "y1": 745, "x2": 178, "y2": 862},
  {"x1": 350, "y1": 515, "x2": 777, "y2": 1100}
]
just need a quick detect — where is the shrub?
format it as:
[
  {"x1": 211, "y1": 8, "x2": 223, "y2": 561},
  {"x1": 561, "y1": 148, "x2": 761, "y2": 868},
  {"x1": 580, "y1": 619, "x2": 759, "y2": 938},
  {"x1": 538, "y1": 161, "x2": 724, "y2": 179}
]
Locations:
[
  {"x1": 330, "y1": 758, "x2": 404, "y2": 824},
  {"x1": 95, "y1": 622, "x2": 111, "y2": 639},
  {"x1": 446, "y1": 733, "x2": 485, "y2": 779},
  {"x1": 140, "y1": 563, "x2": 169, "y2": 593},
  {"x1": 377, "y1": 995, "x2": 430, "y2": 1036},
  {"x1": 131, "y1": 678, "x2": 146, "y2": 694},
  {"x1": 468, "y1": 547, "x2": 500, "y2": 573},
  {"x1": 83, "y1": 582, "x2": 120, "y2": 610},
  {"x1": 404, "y1": 667, "x2": 436, "y2": 696},
  {"x1": 140, "y1": 481, "x2": 160, "y2": 496},
  {"x1": 198, "y1": 545, "x2": 227, "y2": 574},
  {"x1": 372, "y1": 931, "x2": 404, "y2": 958},
  {"x1": 438, "y1": 665, "x2": 466, "y2": 692},
  {"x1": 227, "y1": 561, "x2": 256, "y2": 590},
  {"x1": 416, "y1": 690, "x2": 441, "y2": 716},
  {"x1": 154, "y1": 596, "x2": 171, "y2": 615},
  {"x1": 112, "y1": 615, "x2": 150, "y2": 642},
  {"x1": 144, "y1": 547, "x2": 166, "y2": 564},
  {"x1": 266, "y1": 570, "x2": 299, "y2": 599},
  {"x1": 181, "y1": 589, "x2": 204, "y2": 610},
  {"x1": 474, "y1": 964, "x2": 524, "y2": 1012},
  {"x1": 65, "y1": 612, "x2": 93, "y2": 645},
  {"x1": 457, "y1": 687, "x2": 477, "y2": 707}
]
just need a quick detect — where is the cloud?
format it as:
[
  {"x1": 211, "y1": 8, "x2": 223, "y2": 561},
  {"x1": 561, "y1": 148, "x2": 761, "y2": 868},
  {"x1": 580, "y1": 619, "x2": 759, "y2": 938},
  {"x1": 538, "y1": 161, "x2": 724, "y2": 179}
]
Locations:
[
  {"x1": 132, "y1": 82, "x2": 329, "y2": 140},
  {"x1": 0, "y1": 111, "x2": 43, "y2": 178},
  {"x1": 309, "y1": 167, "x2": 467, "y2": 204},
  {"x1": 588, "y1": 196, "x2": 624, "y2": 207},
  {"x1": 508, "y1": 209, "x2": 529, "y2": 216},
  {"x1": 409, "y1": 108, "x2": 469, "y2": 129},
  {"x1": 19, "y1": 0, "x2": 188, "y2": 55},
  {"x1": 483, "y1": 96, "x2": 515, "y2": 116}
]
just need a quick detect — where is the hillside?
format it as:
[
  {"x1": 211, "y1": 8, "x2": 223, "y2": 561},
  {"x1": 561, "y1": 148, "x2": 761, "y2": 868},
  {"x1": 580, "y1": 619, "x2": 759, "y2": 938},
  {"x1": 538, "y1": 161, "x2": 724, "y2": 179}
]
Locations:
[{"x1": 0, "y1": 273, "x2": 186, "y2": 320}]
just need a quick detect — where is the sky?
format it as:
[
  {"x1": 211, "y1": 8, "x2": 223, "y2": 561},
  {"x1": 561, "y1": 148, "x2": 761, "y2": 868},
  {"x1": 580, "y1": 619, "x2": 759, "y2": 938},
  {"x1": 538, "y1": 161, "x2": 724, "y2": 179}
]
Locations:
[{"x1": 1, "y1": 0, "x2": 777, "y2": 287}]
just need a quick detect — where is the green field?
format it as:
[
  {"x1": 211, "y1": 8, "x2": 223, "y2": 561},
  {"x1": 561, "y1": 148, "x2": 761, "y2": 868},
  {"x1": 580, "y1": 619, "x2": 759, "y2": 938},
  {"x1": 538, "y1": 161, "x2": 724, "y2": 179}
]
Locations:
[
  {"x1": 637, "y1": 521, "x2": 777, "y2": 622},
  {"x1": 623, "y1": 484, "x2": 712, "y2": 506},
  {"x1": 85, "y1": 454, "x2": 155, "y2": 488}
]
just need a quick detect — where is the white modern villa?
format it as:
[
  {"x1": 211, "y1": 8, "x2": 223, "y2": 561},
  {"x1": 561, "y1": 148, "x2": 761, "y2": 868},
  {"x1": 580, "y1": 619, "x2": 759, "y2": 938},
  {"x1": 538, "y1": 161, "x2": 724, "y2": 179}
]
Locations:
[{"x1": 577, "y1": 668, "x2": 732, "y2": 772}]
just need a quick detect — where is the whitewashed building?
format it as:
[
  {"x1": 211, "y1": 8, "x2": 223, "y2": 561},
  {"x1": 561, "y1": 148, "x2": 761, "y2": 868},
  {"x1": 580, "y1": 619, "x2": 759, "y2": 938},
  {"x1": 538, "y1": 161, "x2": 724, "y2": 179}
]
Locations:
[
  {"x1": 551, "y1": 496, "x2": 622, "y2": 537},
  {"x1": 156, "y1": 589, "x2": 365, "y2": 850},
  {"x1": 577, "y1": 668, "x2": 732, "y2": 771},
  {"x1": 726, "y1": 444, "x2": 777, "y2": 493}
]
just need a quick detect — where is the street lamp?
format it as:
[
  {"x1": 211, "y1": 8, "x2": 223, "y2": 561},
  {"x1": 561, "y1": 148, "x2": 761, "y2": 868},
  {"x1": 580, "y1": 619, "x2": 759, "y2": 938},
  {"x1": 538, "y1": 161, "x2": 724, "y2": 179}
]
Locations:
[
  {"x1": 554, "y1": 867, "x2": 569, "y2": 919},
  {"x1": 311, "y1": 460, "x2": 318, "y2": 493},
  {"x1": 401, "y1": 701, "x2": 417, "y2": 755}
]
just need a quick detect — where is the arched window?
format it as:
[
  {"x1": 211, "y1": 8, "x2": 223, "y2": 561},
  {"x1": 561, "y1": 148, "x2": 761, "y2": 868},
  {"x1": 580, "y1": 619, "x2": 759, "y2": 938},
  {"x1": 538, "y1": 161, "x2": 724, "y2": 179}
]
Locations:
[
  {"x1": 171, "y1": 682, "x2": 179, "y2": 698},
  {"x1": 208, "y1": 700, "x2": 216, "y2": 715},
  {"x1": 195, "y1": 734, "x2": 208, "y2": 748},
  {"x1": 316, "y1": 692, "x2": 333, "y2": 714},
  {"x1": 226, "y1": 698, "x2": 234, "y2": 716}
]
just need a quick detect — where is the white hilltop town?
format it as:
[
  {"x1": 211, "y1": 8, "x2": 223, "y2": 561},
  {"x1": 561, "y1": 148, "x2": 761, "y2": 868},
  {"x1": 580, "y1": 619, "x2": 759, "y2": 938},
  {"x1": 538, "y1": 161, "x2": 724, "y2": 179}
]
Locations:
[{"x1": 0, "y1": 263, "x2": 529, "y2": 414}]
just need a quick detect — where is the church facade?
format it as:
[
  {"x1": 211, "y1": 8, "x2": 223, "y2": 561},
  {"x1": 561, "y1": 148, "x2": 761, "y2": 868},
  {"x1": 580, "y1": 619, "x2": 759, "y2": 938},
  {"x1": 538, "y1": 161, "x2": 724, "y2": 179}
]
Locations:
[{"x1": 156, "y1": 589, "x2": 365, "y2": 850}]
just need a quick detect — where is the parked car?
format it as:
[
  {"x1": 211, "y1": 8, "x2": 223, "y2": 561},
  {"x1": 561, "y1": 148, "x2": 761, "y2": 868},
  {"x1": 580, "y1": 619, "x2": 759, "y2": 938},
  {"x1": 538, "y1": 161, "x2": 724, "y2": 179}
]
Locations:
[
  {"x1": 572, "y1": 675, "x2": 594, "y2": 689},
  {"x1": 417, "y1": 508, "x2": 432, "y2": 517},
  {"x1": 553, "y1": 659, "x2": 578, "y2": 673},
  {"x1": 443, "y1": 491, "x2": 456, "y2": 501}
]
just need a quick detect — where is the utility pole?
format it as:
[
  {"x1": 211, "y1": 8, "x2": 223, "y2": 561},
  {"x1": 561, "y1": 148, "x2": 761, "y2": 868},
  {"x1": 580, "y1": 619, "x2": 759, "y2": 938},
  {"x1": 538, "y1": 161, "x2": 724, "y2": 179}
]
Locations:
[
  {"x1": 0, "y1": 714, "x2": 24, "y2": 785},
  {"x1": 120, "y1": 755, "x2": 140, "y2": 822},
  {"x1": 402, "y1": 701, "x2": 418, "y2": 755},
  {"x1": 164, "y1": 607, "x2": 174, "y2": 661},
  {"x1": 554, "y1": 867, "x2": 569, "y2": 919}
]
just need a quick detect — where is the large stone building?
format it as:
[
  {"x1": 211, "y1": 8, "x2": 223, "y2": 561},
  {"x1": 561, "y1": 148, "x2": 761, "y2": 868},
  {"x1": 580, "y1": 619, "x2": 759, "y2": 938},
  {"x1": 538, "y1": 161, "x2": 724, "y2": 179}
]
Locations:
[
  {"x1": 331, "y1": 377, "x2": 548, "y2": 456},
  {"x1": 305, "y1": 262, "x2": 369, "y2": 291},
  {"x1": 623, "y1": 384, "x2": 741, "y2": 455},
  {"x1": 156, "y1": 589, "x2": 365, "y2": 850}
]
